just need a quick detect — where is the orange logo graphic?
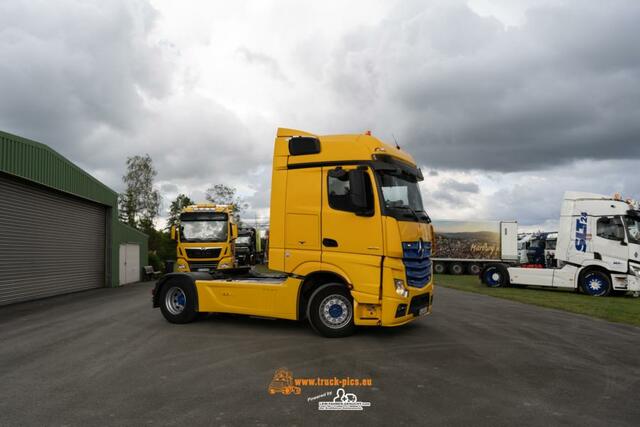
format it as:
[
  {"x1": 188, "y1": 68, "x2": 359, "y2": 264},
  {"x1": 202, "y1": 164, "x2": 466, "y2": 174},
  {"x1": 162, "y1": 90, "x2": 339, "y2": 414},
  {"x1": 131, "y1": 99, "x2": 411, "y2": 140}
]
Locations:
[{"x1": 268, "y1": 368, "x2": 302, "y2": 396}]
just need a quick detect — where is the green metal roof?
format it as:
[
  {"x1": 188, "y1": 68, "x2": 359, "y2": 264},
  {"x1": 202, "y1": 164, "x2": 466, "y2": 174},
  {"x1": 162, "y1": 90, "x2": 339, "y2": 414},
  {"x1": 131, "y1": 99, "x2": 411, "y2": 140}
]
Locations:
[{"x1": 0, "y1": 130, "x2": 117, "y2": 207}]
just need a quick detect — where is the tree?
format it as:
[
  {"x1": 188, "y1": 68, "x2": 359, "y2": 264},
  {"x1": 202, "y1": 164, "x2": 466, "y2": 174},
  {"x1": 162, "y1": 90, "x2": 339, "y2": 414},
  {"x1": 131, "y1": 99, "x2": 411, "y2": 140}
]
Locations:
[
  {"x1": 118, "y1": 154, "x2": 161, "y2": 228},
  {"x1": 205, "y1": 184, "x2": 246, "y2": 223},
  {"x1": 167, "y1": 194, "x2": 194, "y2": 230}
]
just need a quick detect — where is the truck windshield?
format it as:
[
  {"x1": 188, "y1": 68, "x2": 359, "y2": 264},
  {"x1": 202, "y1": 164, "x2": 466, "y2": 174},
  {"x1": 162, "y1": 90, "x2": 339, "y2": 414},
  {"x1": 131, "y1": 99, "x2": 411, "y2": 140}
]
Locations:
[
  {"x1": 624, "y1": 216, "x2": 640, "y2": 245},
  {"x1": 377, "y1": 171, "x2": 430, "y2": 222},
  {"x1": 236, "y1": 236, "x2": 251, "y2": 245},
  {"x1": 180, "y1": 220, "x2": 228, "y2": 242},
  {"x1": 529, "y1": 240, "x2": 544, "y2": 249}
]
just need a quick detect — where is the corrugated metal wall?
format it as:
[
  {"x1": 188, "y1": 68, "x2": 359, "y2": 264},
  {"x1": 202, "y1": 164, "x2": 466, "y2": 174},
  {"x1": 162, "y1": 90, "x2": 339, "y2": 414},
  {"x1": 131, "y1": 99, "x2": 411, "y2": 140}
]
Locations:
[
  {"x1": 0, "y1": 130, "x2": 149, "y2": 295},
  {"x1": 0, "y1": 173, "x2": 106, "y2": 305}
]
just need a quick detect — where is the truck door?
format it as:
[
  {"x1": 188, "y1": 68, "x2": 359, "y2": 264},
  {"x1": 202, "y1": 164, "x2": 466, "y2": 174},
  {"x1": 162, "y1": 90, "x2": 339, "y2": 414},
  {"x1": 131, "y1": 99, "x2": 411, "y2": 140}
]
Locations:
[
  {"x1": 593, "y1": 216, "x2": 628, "y2": 273},
  {"x1": 500, "y1": 221, "x2": 518, "y2": 261},
  {"x1": 321, "y1": 166, "x2": 383, "y2": 297}
]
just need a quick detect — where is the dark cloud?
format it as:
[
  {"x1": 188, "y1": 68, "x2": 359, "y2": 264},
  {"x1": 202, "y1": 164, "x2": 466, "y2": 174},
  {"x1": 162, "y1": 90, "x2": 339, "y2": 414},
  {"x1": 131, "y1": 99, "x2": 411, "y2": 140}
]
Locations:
[
  {"x1": 439, "y1": 178, "x2": 479, "y2": 193},
  {"x1": 0, "y1": 1, "x2": 170, "y2": 153},
  {"x1": 0, "y1": 0, "x2": 267, "y2": 210},
  {"x1": 2, "y1": 0, "x2": 639, "y2": 228},
  {"x1": 323, "y1": 0, "x2": 640, "y2": 172}
]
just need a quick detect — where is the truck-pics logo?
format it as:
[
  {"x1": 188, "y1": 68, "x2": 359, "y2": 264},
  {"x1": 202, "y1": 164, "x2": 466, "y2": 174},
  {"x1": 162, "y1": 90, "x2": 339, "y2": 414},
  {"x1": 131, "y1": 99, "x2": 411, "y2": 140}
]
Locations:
[
  {"x1": 267, "y1": 368, "x2": 374, "y2": 407},
  {"x1": 575, "y1": 211, "x2": 588, "y2": 252}
]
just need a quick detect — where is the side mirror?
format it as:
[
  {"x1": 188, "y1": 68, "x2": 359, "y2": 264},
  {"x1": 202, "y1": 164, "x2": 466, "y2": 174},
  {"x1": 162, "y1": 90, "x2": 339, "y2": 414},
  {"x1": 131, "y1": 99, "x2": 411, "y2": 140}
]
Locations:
[
  {"x1": 348, "y1": 169, "x2": 371, "y2": 214},
  {"x1": 170, "y1": 225, "x2": 176, "y2": 240}
]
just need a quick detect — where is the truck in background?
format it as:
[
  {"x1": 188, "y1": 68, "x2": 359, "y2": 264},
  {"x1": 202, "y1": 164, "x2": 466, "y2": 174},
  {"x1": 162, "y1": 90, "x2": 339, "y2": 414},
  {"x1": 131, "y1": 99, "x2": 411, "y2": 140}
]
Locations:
[
  {"x1": 153, "y1": 128, "x2": 435, "y2": 337},
  {"x1": 481, "y1": 192, "x2": 640, "y2": 296},
  {"x1": 517, "y1": 233, "x2": 533, "y2": 264},
  {"x1": 432, "y1": 220, "x2": 519, "y2": 275},
  {"x1": 170, "y1": 204, "x2": 239, "y2": 273},
  {"x1": 235, "y1": 227, "x2": 261, "y2": 266}
]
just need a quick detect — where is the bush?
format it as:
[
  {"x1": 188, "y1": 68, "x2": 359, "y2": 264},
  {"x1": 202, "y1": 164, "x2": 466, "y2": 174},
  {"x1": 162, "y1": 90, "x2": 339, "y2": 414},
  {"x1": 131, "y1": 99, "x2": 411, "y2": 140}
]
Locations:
[{"x1": 148, "y1": 251, "x2": 163, "y2": 272}]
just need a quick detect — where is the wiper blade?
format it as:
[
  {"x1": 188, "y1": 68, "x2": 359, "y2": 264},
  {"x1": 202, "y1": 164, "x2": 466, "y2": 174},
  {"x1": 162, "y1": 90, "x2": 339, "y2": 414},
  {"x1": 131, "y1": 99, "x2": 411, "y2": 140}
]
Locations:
[{"x1": 392, "y1": 205, "x2": 421, "y2": 222}]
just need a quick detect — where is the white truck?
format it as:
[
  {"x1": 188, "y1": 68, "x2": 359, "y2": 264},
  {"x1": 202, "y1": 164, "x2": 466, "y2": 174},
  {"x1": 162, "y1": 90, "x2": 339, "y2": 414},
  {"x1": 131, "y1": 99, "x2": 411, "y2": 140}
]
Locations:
[
  {"x1": 432, "y1": 220, "x2": 519, "y2": 275},
  {"x1": 481, "y1": 192, "x2": 640, "y2": 296},
  {"x1": 517, "y1": 233, "x2": 533, "y2": 264}
]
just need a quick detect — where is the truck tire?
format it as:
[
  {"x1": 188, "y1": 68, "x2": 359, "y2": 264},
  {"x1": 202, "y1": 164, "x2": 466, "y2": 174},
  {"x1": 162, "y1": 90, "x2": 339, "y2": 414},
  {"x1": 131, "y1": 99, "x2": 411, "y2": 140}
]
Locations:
[
  {"x1": 467, "y1": 263, "x2": 482, "y2": 275},
  {"x1": 482, "y1": 264, "x2": 509, "y2": 288},
  {"x1": 434, "y1": 262, "x2": 446, "y2": 274},
  {"x1": 449, "y1": 262, "x2": 464, "y2": 275},
  {"x1": 307, "y1": 284, "x2": 356, "y2": 338},
  {"x1": 579, "y1": 270, "x2": 611, "y2": 297},
  {"x1": 159, "y1": 280, "x2": 198, "y2": 324}
]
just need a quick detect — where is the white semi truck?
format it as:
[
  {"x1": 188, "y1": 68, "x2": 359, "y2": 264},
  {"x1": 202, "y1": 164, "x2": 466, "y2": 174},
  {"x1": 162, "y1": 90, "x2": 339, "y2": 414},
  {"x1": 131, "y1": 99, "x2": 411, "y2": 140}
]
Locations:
[
  {"x1": 481, "y1": 192, "x2": 640, "y2": 296},
  {"x1": 432, "y1": 220, "x2": 519, "y2": 275}
]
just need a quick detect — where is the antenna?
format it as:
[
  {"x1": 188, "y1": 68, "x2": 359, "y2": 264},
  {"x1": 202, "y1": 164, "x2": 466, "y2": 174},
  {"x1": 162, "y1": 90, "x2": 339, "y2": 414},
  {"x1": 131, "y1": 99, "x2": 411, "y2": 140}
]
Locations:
[{"x1": 392, "y1": 133, "x2": 400, "y2": 150}]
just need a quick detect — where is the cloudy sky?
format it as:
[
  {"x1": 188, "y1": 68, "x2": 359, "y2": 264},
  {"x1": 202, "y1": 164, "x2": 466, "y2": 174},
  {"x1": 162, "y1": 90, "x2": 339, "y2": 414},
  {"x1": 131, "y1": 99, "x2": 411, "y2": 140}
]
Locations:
[{"x1": 1, "y1": 0, "x2": 639, "y2": 231}]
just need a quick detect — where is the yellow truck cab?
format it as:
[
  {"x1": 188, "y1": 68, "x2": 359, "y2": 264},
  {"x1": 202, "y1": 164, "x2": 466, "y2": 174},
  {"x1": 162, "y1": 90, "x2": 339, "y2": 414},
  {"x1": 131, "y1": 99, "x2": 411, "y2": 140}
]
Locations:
[
  {"x1": 154, "y1": 128, "x2": 435, "y2": 337},
  {"x1": 170, "y1": 204, "x2": 238, "y2": 273}
]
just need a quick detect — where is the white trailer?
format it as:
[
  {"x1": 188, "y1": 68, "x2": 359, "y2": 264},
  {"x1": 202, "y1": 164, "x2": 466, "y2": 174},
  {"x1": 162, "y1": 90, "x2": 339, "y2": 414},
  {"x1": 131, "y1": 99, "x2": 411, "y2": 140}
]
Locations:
[
  {"x1": 432, "y1": 220, "x2": 519, "y2": 275},
  {"x1": 481, "y1": 192, "x2": 640, "y2": 296}
]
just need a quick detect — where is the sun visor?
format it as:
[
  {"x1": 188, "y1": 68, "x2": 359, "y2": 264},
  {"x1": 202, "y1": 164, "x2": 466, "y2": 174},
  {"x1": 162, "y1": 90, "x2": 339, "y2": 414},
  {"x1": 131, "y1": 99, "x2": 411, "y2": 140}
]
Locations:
[{"x1": 371, "y1": 155, "x2": 423, "y2": 181}]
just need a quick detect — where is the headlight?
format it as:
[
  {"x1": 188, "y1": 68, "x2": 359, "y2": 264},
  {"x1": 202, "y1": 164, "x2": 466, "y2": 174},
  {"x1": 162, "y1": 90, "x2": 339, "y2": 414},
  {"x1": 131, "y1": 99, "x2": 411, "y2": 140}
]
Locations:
[
  {"x1": 394, "y1": 278, "x2": 408, "y2": 298},
  {"x1": 177, "y1": 263, "x2": 187, "y2": 270},
  {"x1": 629, "y1": 264, "x2": 640, "y2": 277},
  {"x1": 219, "y1": 263, "x2": 229, "y2": 269}
]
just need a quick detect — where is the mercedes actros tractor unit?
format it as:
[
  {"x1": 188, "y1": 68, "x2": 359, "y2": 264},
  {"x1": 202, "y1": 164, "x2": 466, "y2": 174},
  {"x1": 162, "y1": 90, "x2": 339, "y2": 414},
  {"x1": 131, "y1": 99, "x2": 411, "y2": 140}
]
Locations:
[{"x1": 153, "y1": 128, "x2": 435, "y2": 337}]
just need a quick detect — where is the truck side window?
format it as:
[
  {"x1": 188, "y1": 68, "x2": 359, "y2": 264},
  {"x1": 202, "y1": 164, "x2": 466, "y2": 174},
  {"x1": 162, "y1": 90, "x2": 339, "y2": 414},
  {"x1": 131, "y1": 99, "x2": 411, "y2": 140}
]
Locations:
[
  {"x1": 328, "y1": 169, "x2": 373, "y2": 213},
  {"x1": 596, "y1": 216, "x2": 625, "y2": 241}
]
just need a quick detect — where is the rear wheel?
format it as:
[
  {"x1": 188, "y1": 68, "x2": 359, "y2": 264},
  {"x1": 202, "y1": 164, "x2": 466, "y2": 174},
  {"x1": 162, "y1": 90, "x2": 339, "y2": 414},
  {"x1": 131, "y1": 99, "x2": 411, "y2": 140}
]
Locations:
[
  {"x1": 307, "y1": 284, "x2": 355, "y2": 338},
  {"x1": 482, "y1": 264, "x2": 509, "y2": 288},
  {"x1": 467, "y1": 263, "x2": 482, "y2": 275},
  {"x1": 159, "y1": 281, "x2": 198, "y2": 323},
  {"x1": 434, "y1": 262, "x2": 446, "y2": 274},
  {"x1": 580, "y1": 270, "x2": 611, "y2": 296},
  {"x1": 449, "y1": 262, "x2": 464, "y2": 275}
]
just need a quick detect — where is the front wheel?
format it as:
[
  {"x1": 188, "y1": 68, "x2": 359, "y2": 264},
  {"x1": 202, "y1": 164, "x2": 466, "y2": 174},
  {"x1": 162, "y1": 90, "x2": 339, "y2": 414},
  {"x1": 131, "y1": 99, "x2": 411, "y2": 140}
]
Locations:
[
  {"x1": 159, "y1": 281, "x2": 198, "y2": 323},
  {"x1": 482, "y1": 264, "x2": 509, "y2": 288},
  {"x1": 580, "y1": 270, "x2": 611, "y2": 296},
  {"x1": 307, "y1": 284, "x2": 355, "y2": 338}
]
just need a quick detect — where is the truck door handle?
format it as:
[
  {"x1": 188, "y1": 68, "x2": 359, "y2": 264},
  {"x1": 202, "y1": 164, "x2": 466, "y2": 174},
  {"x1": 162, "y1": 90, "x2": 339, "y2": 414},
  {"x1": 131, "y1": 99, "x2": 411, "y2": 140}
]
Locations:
[{"x1": 323, "y1": 238, "x2": 338, "y2": 247}]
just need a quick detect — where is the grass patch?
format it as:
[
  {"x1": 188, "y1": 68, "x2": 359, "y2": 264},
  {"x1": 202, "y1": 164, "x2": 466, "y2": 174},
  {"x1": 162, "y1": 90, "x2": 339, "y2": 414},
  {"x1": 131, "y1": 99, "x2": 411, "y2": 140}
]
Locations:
[{"x1": 436, "y1": 274, "x2": 640, "y2": 327}]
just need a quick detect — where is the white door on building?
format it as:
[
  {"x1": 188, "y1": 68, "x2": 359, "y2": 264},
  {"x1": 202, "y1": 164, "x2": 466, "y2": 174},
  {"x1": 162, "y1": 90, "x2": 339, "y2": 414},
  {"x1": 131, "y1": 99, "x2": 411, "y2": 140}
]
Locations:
[{"x1": 119, "y1": 244, "x2": 140, "y2": 285}]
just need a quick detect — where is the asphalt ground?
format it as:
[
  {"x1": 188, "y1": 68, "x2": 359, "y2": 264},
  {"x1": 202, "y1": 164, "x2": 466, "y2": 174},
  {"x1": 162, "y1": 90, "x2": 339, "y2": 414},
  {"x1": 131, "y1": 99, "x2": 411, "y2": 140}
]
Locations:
[{"x1": 0, "y1": 280, "x2": 638, "y2": 426}]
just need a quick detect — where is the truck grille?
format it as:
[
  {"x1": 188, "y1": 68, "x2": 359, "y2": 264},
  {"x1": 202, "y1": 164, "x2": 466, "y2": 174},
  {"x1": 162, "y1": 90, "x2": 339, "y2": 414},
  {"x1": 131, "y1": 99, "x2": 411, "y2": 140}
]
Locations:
[
  {"x1": 188, "y1": 261, "x2": 219, "y2": 272},
  {"x1": 402, "y1": 241, "x2": 432, "y2": 288},
  {"x1": 185, "y1": 248, "x2": 222, "y2": 259}
]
